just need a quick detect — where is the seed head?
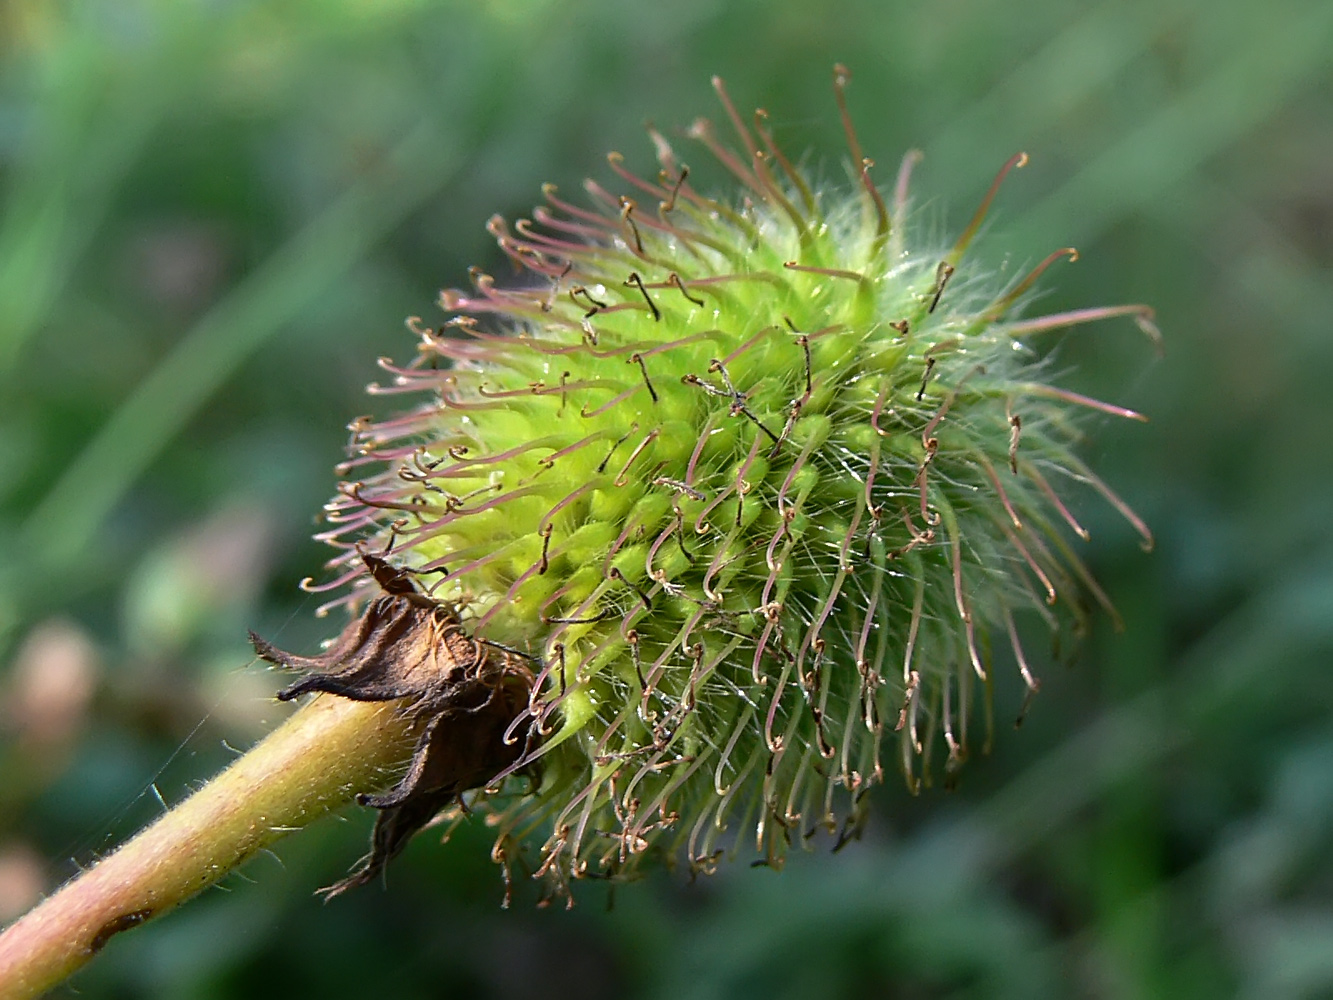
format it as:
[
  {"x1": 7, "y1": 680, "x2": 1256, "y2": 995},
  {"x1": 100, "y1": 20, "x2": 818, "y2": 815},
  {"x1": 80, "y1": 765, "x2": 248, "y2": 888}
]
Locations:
[{"x1": 262, "y1": 68, "x2": 1156, "y2": 900}]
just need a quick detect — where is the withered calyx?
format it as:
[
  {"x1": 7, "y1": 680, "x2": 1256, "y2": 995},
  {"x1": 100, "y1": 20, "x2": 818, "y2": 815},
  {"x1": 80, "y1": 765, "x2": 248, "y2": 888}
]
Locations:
[{"x1": 250, "y1": 553, "x2": 534, "y2": 896}]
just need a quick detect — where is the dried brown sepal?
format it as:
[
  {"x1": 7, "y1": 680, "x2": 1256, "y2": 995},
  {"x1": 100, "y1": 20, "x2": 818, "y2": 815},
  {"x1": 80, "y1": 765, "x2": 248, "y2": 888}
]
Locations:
[{"x1": 249, "y1": 552, "x2": 534, "y2": 897}]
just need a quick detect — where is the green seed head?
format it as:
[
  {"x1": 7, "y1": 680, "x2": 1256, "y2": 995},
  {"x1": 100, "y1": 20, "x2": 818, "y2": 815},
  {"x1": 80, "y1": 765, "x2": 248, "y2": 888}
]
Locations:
[{"x1": 307, "y1": 68, "x2": 1155, "y2": 894}]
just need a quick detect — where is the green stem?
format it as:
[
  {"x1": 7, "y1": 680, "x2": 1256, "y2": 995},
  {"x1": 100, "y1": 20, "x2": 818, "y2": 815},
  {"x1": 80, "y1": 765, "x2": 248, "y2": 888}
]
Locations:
[{"x1": 0, "y1": 695, "x2": 417, "y2": 1000}]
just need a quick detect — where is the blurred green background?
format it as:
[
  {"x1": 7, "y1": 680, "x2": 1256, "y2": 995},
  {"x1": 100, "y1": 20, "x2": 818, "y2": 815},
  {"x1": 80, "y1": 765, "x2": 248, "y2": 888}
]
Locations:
[{"x1": 1, "y1": 0, "x2": 1331, "y2": 996}]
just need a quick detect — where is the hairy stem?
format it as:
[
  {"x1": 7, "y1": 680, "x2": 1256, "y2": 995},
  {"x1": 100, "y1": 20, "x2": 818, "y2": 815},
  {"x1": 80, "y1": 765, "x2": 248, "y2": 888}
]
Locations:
[{"x1": 0, "y1": 694, "x2": 417, "y2": 1000}]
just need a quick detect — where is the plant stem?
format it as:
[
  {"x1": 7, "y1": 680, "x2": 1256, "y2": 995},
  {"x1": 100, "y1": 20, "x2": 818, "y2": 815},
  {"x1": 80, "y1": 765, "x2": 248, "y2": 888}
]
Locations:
[{"x1": 0, "y1": 694, "x2": 417, "y2": 1000}]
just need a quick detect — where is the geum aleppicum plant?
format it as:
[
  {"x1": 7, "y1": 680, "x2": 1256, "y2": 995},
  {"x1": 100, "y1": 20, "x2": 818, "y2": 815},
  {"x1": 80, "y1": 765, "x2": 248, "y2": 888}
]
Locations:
[
  {"x1": 0, "y1": 66, "x2": 1156, "y2": 996},
  {"x1": 255, "y1": 66, "x2": 1158, "y2": 894}
]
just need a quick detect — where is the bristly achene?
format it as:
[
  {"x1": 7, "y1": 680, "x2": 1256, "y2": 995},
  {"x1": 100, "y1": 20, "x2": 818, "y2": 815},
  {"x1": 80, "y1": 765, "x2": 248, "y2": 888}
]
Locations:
[{"x1": 259, "y1": 65, "x2": 1156, "y2": 901}]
